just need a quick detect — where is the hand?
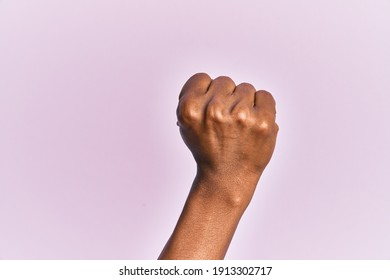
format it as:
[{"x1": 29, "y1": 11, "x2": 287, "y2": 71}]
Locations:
[
  {"x1": 177, "y1": 73, "x2": 278, "y2": 205},
  {"x1": 159, "y1": 73, "x2": 279, "y2": 259}
]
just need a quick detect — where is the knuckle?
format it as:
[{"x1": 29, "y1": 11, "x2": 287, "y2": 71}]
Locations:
[
  {"x1": 233, "y1": 107, "x2": 250, "y2": 124},
  {"x1": 180, "y1": 73, "x2": 212, "y2": 100},
  {"x1": 257, "y1": 90, "x2": 276, "y2": 105},
  {"x1": 177, "y1": 98, "x2": 202, "y2": 125},
  {"x1": 255, "y1": 119, "x2": 274, "y2": 135},
  {"x1": 237, "y1": 82, "x2": 256, "y2": 92},
  {"x1": 206, "y1": 103, "x2": 227, "y2": 123},
  {"x1": 190, "y1": 72, "x2": 212, "y2": 83},
  {"x1": 214, "y1": 76, "x2": 236, "y2": 87}
]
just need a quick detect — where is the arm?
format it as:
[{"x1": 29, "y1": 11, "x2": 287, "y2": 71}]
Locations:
[{"x1": 159, "y1": 73, "x2": 278, "y2": 260}]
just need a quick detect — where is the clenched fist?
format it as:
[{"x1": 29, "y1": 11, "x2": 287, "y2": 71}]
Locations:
[
  {"x1": 177, "y1": 73, "x2": 278, "y2": 205},
  {"x1": 159, "y1": 73, "x2": 279, "y2": 259}
]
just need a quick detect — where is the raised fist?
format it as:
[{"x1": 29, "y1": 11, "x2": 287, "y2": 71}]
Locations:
[
  {"x1": 159, "y1": 73, "x2": 279, "y2": 260},
  {"x1": 176, "y1": 73, "x2": 278, "y2": 204}
]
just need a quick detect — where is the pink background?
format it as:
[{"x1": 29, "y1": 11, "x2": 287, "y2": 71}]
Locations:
[{"x1": 1, "y1": 0, "x2": 389, "y2": 259}]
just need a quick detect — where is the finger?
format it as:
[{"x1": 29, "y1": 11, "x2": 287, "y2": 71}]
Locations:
[
  {"x1": 254, "y1": 90, "x2": 276, "y2": 115},
  {"x1": 206, "y1": 76, "x2": 236, "y2": 97},
  {"x1": 230, "y1": 82, "x2": 256, "y2": 111},
  {"x1": 179, "y1": 73, "x2": 212, "y2": 100}
]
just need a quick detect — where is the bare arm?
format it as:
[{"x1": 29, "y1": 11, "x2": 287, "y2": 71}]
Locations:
[{"x1": 159, "y1": 73, "x2": 278, "y2": 260}]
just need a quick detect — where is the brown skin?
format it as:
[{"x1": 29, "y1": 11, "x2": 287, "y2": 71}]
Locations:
[{"x1": 158, "y1": 73, "x2": 278, "y2": 260}]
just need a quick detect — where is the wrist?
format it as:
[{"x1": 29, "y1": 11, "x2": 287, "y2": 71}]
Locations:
[{"x1": 191, "y1": 166, "x2": 262, "y2": 210}]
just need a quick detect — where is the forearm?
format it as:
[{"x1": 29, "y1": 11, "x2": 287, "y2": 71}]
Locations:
[{"x1": 158, "y1": 172, "x2": 259, "y2": 260}]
